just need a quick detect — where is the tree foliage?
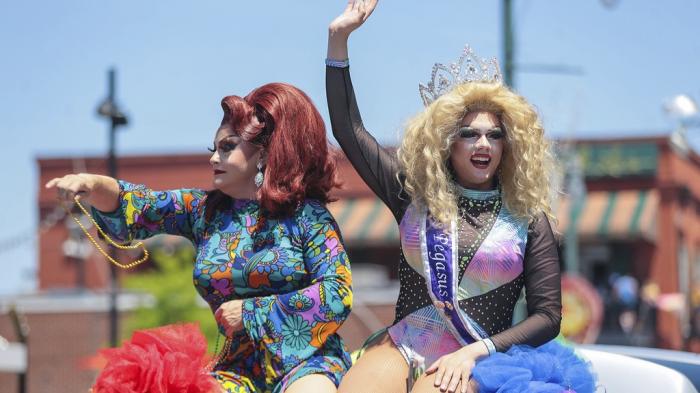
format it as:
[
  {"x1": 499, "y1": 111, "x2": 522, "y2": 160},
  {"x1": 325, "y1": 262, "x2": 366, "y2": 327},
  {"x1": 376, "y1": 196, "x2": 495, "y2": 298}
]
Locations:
[{"x1": 121, "y1": 241, "x2": 221, "y2": 352}]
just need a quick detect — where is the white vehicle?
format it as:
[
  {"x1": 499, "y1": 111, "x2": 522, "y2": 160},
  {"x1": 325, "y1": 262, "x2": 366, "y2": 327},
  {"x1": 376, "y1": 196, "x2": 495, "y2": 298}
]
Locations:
[{"x1": 580, "y1": 345, "x2": 700, "y2": 392}]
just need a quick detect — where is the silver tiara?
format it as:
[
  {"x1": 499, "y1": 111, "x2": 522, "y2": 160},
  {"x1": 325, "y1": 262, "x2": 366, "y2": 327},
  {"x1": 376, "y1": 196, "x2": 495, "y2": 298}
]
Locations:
[{"x1": 418, "y1": 45, "x2": 502, "y2": 106}]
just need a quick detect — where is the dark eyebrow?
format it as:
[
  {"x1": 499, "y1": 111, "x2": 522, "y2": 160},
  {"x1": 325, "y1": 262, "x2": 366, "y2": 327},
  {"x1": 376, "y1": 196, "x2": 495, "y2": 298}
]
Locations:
[
  {"x1": 459, "y1": 126, "x2": 503, "y2": 133},
  {"x1": 215, "y1": 134, "x2": 239, "y2": 143}
]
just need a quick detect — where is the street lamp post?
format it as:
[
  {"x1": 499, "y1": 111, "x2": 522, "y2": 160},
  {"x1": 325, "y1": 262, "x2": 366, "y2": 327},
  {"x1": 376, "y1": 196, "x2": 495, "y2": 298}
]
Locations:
[
  {"x1": 97, "y1": 68, "x2": 128, "y2": 347},
  {"x1": 564, "y1": 148, "x2": 586, "y2": 275},
  {"x1": 502, "y1": 0, "x2": 515, "y2": 88},
  {"x1": 501, "y1": 0, "x2": 618, "y2": 88},
  {"x1": 663, "y1": 94, "x2": 698, "y2": 349},
  {"x1": 8, "y1": 306, "x2": 29, "y2": 393},
  {"x1": 665, "y1": 94, "x2": 700, "y2": 156}
]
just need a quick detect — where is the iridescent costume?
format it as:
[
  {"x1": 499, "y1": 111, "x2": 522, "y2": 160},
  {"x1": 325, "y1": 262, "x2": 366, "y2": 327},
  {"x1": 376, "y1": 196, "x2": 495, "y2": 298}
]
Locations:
[{"x1": 327, "y1": 65, "x2": 595, "y2": 392}]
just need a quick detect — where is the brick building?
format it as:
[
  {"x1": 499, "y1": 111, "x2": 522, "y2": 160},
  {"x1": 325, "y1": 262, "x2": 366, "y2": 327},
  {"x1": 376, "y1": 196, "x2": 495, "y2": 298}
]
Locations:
[
  {"x1": 1, "y1": 134, "x2": 699, "y2": 392},
  {"x1": 561, "y1": 136, "x2": 700, "y2": 349}
]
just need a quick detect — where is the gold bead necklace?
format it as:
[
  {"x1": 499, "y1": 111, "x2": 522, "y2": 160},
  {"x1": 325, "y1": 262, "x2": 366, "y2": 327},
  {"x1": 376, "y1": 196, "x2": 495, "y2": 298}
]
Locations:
[
  {"x1": 62, "y1": 196, "x2": 149, "y2": 269},
  {"x1": 64, "y1": 196, "x2": 232, "y2": 371}
]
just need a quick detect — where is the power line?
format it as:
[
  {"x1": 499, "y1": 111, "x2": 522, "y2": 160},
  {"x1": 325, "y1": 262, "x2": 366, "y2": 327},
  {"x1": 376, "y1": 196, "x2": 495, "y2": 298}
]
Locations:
[{"x1": 0, "y1": 206, "x2": 65, "y2": 255}]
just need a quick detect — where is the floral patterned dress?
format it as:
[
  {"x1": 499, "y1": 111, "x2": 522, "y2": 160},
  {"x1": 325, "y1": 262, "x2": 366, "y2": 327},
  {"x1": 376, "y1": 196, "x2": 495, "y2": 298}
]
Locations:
[{"x1": 92, "y1": 181, "x2": 353, "y2": 393}]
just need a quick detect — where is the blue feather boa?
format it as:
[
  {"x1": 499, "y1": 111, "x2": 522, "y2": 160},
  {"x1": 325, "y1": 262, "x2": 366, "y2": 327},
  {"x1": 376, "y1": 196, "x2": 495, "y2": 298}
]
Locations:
[{"x1": 471, "y1": 340, "x2": 596, "y2": 393}]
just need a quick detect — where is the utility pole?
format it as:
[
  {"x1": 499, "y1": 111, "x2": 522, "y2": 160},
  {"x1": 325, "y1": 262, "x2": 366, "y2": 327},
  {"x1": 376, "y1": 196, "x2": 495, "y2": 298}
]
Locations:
[
  {"x1": 97, "y1": 68, "x2": 129, "y2": 347},
  {"x1": 502, "y1": 0, "x2": 515, "y2": 88},
  {"x1": 9, "y1": 306, "x2": 29, "y2": 393}
]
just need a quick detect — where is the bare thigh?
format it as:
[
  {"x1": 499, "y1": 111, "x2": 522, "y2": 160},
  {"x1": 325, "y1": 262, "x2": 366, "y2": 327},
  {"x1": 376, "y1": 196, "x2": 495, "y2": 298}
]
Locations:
[
  {"x1": 337, "y1": 332, "x2": 409, "y2": 393},
  {"x1": 285, "y1": 374, "x2": 337, "y2": 393}
]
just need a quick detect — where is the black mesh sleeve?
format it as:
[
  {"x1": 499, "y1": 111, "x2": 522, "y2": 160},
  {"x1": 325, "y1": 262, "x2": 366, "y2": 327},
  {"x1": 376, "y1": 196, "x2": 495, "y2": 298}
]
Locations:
[
  {"x1": 489, "y1": 213, "x2": 562, "y2": 352},
  {"x1": 326, "y1": 66, "x2": 408, "y2": 221}
]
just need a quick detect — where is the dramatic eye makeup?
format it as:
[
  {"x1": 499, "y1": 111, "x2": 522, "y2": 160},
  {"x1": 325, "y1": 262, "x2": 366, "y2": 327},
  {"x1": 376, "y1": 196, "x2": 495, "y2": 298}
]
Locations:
[
  {"x1": 487, "y1": 128, "x2": 504, "y2": 139},
  {"x1": 458, "y1": 127, "x2": 504, "y2": 140},
  {"x1": 458, "y1": 127, "x2": 480, "y2": 139},
  {"x1": 209, "y1": 136, "x2": 240, "y2": 153}
]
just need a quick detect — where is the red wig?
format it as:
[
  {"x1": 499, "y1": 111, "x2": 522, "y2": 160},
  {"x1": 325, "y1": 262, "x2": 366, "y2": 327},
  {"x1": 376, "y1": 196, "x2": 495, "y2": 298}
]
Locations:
[{"x1": 216, "y1": 83, "x2": 339, "y2": 217}]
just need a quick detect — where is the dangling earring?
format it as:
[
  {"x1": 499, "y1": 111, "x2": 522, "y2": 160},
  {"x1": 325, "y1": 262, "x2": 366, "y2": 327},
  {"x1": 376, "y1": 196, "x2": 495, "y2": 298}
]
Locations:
[{"x1": 254, "y1": 159, "x2": 264, "y2": 188}]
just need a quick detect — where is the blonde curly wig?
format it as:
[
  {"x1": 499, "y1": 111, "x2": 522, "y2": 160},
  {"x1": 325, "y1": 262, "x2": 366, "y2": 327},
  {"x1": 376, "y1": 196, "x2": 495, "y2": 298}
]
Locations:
[{"x1": 397, "y1": 82, "x2": 557, "y2": 225}]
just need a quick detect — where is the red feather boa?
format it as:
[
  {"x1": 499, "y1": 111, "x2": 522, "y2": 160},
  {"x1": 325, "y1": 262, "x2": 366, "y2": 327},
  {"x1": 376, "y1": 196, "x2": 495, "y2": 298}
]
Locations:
[{"x1": 92, "y1": 323, "x2": 219, "y2": 393}]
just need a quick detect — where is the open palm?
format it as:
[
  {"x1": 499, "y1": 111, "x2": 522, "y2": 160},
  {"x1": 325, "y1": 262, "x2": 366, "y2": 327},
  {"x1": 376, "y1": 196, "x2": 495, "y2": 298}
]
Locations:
[{"x1": 329, "y1": 0, "x2": 378, "y2": 36}]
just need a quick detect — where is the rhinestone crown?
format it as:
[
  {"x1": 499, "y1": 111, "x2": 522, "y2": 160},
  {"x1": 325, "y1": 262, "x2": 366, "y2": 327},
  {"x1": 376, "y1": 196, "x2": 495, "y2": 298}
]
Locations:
[{"x1": 418, "y1": 45, "x2": 502, "y2": 106}]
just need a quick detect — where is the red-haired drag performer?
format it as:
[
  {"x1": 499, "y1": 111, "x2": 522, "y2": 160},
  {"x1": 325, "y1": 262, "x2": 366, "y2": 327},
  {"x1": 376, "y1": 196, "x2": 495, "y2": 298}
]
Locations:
[{"x1": 48, "y1": 83, "x2": 353, "y2": 393}]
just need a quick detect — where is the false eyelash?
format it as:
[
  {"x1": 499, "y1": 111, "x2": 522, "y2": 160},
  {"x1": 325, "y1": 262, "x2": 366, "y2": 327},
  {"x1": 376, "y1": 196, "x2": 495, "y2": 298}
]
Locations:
[
  {"x1": 219, "y1": 142, "x2": 238, "y2": 152},
  {"x1": 489, "y1": 131, "x2": 505, "y2": 139},
  {"x1": 458, "y1": 127, "x2": 479, "y2": 138}
]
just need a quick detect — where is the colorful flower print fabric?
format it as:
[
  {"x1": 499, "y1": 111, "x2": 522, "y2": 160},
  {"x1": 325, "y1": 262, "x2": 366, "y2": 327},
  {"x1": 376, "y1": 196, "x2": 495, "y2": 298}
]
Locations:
[{"x1": 92, "y1": 181, "x2": 353, "y2": 392}]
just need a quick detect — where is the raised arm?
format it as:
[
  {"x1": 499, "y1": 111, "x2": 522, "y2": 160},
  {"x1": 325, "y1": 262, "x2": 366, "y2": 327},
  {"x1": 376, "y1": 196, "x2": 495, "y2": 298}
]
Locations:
[
  {"x1": 327, "y1": 0, "x2": 376, "y2": 65},
  {"x1": 326, "y1": 0, "x2": 406, "y2": 220}
]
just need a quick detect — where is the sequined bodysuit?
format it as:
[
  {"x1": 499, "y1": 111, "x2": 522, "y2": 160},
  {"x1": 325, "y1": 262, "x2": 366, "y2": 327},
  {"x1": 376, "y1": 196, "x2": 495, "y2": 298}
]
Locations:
[{"x1": 326, "y1": 65, "x2": 561, "y2": 363}]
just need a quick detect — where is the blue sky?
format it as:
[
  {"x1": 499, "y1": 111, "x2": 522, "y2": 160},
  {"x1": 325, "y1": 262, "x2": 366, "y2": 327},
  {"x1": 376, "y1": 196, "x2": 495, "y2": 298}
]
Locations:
[{"x1": 1, "y1": 0, "x2": 699, "y2": 295}]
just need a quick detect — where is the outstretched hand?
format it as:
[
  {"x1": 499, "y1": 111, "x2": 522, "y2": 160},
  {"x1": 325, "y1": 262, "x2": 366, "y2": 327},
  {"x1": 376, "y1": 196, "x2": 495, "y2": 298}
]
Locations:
[
  {"x1": 45, "y1": 173, "x2": 120, "y2": 212},
  {"x1": 45, "y1": 173, "x2": 97, "y2": 204},
  {"x1": 329, "y1": 0, "x2": 378, "y2": 37}
]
